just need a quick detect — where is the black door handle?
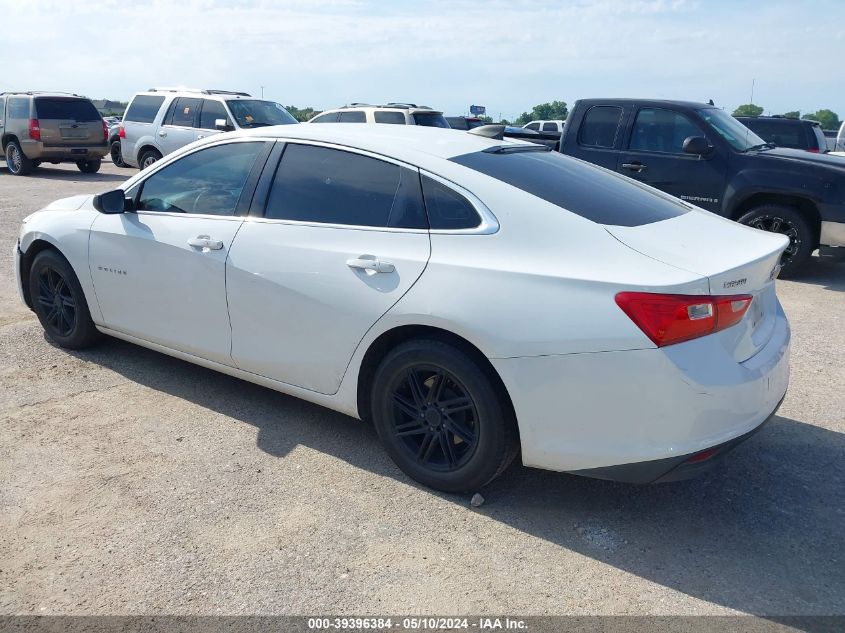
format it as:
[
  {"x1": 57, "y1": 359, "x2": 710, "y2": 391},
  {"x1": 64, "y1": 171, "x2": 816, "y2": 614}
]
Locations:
[{"x1": 622, "y1": 162, "x2": 647, "y2": 172}]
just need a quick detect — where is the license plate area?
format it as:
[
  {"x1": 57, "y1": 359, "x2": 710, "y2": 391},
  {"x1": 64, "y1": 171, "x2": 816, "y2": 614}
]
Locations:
[
  {"x1": 70, "y1": 148, "x2": 88, "y2": 155},
  {"x1": 60, "y1": 127, "x2": 88, "y2": 139},
  {"x1": 749, "y1": 294, "x2": 765, "y2": 331}
]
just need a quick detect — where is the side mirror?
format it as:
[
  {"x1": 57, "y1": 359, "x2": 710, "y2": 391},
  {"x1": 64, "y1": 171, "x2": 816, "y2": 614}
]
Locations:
[
  {"x1": 215, "y1": 118, "x2": 234, "y2": 132},
  {"x1": 93, "y1": 189, "x2": 128, "y2": 214},
  {"x1": 682, "y1": 136, "x2": 712, "y2": 156}
]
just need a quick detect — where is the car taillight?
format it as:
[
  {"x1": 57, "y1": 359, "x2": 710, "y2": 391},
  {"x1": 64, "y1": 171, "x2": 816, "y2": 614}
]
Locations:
[
  {"x1": 118, "y1": 124, "x2": 125, "y2": 139},
  {"x1": 28, "y1": 119, "x2": 41, "y2": 141},
  {"x1": 102, "y1": 119, "x2": 109, "y2": 142},
  {"x1": 615, "y1": 292, "x2": 753, "y2": 347}
]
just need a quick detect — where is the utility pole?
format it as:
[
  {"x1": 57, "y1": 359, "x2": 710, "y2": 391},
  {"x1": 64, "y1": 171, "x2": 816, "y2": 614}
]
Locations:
[{"x1": 261, "y1": 86, "x2": 265, "y2": 99}]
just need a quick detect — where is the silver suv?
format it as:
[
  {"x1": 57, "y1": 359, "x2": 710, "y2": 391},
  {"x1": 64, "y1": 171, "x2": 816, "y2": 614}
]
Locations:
[
  {"x1": 1, "y1": 92, "x2": 108, "y2": 176},
  {"x1": 308, "y1": 103, "x2": 450, "y2": 127},
  {"x1": 119, "y1": 88, "x2": 297, "y2": 169}
]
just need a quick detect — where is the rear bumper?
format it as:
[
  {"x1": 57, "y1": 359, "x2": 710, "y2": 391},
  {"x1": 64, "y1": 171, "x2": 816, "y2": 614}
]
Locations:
[
  {"x1": 20, "y1": 139, "x2": 108, "y2": 161},
  {"x1": 492, "y1": 301, "x2": 790, "y2": 475},
  {"x1": 570, "y1": 396, "x2": 782, "y2": 483}
]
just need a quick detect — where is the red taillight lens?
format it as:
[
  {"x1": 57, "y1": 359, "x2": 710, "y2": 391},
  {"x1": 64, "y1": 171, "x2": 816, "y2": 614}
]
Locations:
[
  {"x1": 615, "y1": 292, "x2": 753, "y2": 347},
  {"x1": 118, "y1": 124, "x2": 125, "y2": 139},
  {"x1": 28, "y1": 118, "x2": 41, "y2": 141},
  {"x1": 807, "y1": 148, "x2": 819, "y2": 153},
  {"x1": 102, "y1": 119, "x2": 109, "y2": 142}
]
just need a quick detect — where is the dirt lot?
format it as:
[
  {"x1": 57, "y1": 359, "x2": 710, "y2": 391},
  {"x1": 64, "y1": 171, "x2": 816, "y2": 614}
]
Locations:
[{"x1": 1, "y1": 160, "x2": 843, "y2": 618}]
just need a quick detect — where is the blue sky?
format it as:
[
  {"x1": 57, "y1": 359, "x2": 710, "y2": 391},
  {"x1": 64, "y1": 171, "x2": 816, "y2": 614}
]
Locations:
[{"x1": 1, "y1": 0, "x2": 843, "y2": 120}]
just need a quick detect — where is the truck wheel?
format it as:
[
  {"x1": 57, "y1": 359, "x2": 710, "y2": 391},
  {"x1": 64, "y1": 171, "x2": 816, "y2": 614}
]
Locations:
[
  {"x1": 139, "y1": 149, "x2": 162, "y2": 170},
  {"x1": 110, "y1": 140, "x2": 130, "y2": 168},
  {"x1": 737, "y1": 205, "x2": 814, "y2": 276},
  {"x1": 5, "y1": 140, "x2": 35, "y2": 175},
  {"x1": 76, "y1": 159, "x2": 102, "y2": 174}
]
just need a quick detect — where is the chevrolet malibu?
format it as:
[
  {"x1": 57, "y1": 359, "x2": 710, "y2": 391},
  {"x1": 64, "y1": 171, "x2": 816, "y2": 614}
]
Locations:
[{"x1": 14, "y1": 125, "x2": 790, "y2": 492}]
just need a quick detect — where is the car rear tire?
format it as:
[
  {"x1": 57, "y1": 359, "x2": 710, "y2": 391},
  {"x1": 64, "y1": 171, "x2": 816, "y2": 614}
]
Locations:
[
  {"x1": 110, "y1": 140, "x2": 130, "y2": 168},
  {"x1": 28, "y1": 249, "x2": 101, "y2": 350},
  {"x1": 139, "y1": 149, "x2": 162, "y2": 170},
  {"x1": 76, "y1": 159, "x2": 102, "y2": 174},
  {"x1": 5, "y1": 140, "x2": 35, "y2": 175},
  {"x1": 370, "y1": 338, "x2": 518, "y2": 493},
  {"x1": 737, "y1": 204, "x2": 814, "y2": 276}
]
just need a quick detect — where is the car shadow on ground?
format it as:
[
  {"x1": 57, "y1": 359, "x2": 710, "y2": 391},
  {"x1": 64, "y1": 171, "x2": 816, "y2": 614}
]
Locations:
[
  {"x1": 69, "y1": 338, "x2": 845, "y2": 618},
  {"x1": 794, "y1": 253, "x2": 845, "y2": 292},
  {"x1": 0, "y1": 163, "x2": 128, "y2": 183}
]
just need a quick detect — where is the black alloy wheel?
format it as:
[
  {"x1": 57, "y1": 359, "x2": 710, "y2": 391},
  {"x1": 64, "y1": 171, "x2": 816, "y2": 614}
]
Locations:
[
  {"x1": 737, "y1": 204, "x2": 813, "y2": 275},
  {"x1": 35, "y1": 265, "x2": 77, "y2": 338}
]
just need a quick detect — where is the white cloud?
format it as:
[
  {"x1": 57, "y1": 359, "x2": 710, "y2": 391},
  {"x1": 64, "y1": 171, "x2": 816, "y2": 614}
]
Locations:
[{"x1": 0, "y1": 0, "x2": 842, "y2": 119}]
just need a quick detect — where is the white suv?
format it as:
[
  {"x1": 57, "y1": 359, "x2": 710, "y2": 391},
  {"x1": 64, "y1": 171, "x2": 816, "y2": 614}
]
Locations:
[
  {"x1": 308, "y1": 103, "x2": 450, "y2": 128},
  {"x1": 119, "y1": 88, "x2": 297, "y2": 169},
  {"x1": 523, "y1": 120, "x2": 566, "y2": 133}
]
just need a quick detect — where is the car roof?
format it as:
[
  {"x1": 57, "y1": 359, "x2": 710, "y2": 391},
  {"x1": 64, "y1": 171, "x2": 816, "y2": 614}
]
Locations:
[
  {"x1": 211, "y1": 123, "x2": 505, "y2": 162},
  {"x1": 576, "y1": 98, "x2": 715, "y2": 109},
  {"x1": 0, "y1": 91, "x2": 88, "y2": 99},
  {"x1": 737, "y1": 116, "x2": 820, "y2": 126},
  {"x1": 321, "y1": 105, "x2": 443, "y2": 115}
]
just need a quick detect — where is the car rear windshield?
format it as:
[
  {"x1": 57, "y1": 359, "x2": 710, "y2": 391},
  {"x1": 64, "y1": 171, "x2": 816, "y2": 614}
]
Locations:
[
  {"x1": 413, "y1": 112, "x2": 449, "y2": 128},
  {"x1": 124, "y1": 95, "x2": 165, "y2": 123},
  {"x1": 226, "y1": 100, "x2": 297, "y2": 128},
  {"x1": 449, "y1": 149, "x2": 690, "y2": 227},
  {"x1": 34, "y1": 98, "x2": 101, "y2": 121}
]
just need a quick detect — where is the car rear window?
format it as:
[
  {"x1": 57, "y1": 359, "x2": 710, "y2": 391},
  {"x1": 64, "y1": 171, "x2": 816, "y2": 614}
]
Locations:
[
  {"x1": 124, "y1": 95, "x2": 166, "y2": 123},
  {"x1": 412, "y1": 112, "x2": 449, "y2": 128},
  {"x1": 34, "y1": 98, "x2": 101, "y2": 121},
  {"x1": 338, "y1": 111, "x2": 366, "y2": 123},
  {"x1": 375, "y1": 111, "x2": 406, "y2": 125},
  {"x1": 578, "y1": 106, "x2": 623, "y2": 148},
  {"x1": 449, "y1": 149, "x2": 690, "y2": 227}
]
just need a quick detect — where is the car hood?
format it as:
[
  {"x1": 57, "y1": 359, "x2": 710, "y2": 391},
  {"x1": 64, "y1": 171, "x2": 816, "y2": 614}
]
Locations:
[
  {"x1": 751, "y1": 147, "x2": 845, "y2": 172},
  {"x1": 43, "y1": 194, "x2": 95, "y2": 211}
]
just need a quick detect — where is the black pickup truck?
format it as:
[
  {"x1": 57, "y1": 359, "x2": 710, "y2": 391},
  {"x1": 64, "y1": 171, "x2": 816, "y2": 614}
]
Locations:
[{"x1": 556, "y1": 98, "x2": 845, "y2": 273}]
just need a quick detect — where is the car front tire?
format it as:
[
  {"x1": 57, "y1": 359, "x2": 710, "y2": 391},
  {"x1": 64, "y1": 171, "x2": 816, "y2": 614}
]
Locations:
[
  {"x1": 5, "y1": 140, "x2": 35, "y2": 175},
  {"x1": 370, "y1": 338, "x2": 518, "y2": 493},
  {"x1": 28, "y1": 249, "x2": 101, "y2": 350},
  {"x1": 76, "y1": 159, "x2": 102, "y2": 174},
  {"x1": 737, "y1": 204, "x2": 814, "y2": 276}
]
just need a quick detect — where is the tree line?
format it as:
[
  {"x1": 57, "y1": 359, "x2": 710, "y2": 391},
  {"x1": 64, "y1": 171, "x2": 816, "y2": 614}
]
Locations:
[{"x1": 731, "y1": 104, "x2": 841, "y2": 130}]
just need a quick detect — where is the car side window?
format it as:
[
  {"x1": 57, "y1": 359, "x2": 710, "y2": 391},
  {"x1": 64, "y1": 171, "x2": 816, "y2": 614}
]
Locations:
[
  {"x1": 124, "y1": 95, "x2": 165, "y2": 123},
  {"x1": 136, "y1": 142, "x2": 265, "y2": 216},
  {"x1": 578, "y1": 106, "x2": 623, "y2": 148},
  {"x1": 421, "y1": 176, "x2": 481, "y2": 230},
  {"x1": 311, "y1": 112, "x2": 338, "y2": 123},
  {"x1": 374, "y1": 111, "x2": 406, "y2": 125},
  {"x1": 526, "y1": 122, "x2": 540, "y2": 130},
  {"x1": 629, "y1": 108, "x2": 701, "y2": 154},
  {"x1": 199, "y1": 100, "x2": 231, "y2": 130},
  {"x1": 7, "y1": 98, "x2": 29, "y2": 119},
  {"x1": 542, "y1": 122, "x2": 558, "y2": 132},
  {"x1": 339, "y1": 111, "x2": 367, "y2": 123},
  {"x1": 264, "y1": 143, "x2": 427, "y2": 229},
  {"x1": 167, "y1": 97, "x2": 201, "y2": 128}
]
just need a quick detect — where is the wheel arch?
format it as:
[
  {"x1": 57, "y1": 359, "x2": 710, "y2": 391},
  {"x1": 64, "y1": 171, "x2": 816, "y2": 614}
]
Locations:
[
  {"x1": 2, "y1": 133, "x2": 20, "y2": 152},
  {"x1": 19, "y1": 238, "x2": 65, "y2": 310},
  {"x1": 355, "y1": 324, "x2": 519, "y2": 438},
  {"x1": 730, "y1": 192, "x2": 822, "y2": 247},
  {"x1": 136, "y1": 144, "x2": 161, "y2": 164}
]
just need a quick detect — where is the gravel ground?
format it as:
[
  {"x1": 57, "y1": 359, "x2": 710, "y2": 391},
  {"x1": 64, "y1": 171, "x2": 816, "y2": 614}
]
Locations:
[{"x1": 1, "y1": 160, "x2": 843, "y2": 617}]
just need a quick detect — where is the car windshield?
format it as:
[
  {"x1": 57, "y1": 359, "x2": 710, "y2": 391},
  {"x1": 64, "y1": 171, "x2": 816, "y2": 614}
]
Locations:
[
  {"x1": 226, "y1": 100, "x2": 297, "y2": 128},
  {"x1": 413, "y1": 112, "x2": 450, "y2": 128},
  {"x1": 697, "y1": 108, "x2": 766, "y2": 151}
]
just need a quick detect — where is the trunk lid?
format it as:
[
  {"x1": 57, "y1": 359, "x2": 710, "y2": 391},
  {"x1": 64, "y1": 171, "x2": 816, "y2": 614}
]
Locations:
[
  {"x1": 35, "y1": 97, "x2": 103, "y2": 146},
  {"x1": 606, "y1": 210, "x2": 788, "y2": 361}
]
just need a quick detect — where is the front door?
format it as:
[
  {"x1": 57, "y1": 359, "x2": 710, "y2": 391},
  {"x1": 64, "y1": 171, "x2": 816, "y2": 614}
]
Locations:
[
  {"x1": 88, "y1": 140, "x2": 269, "y2": 364},
  {"x1": 227, "y1": 142, "x2": 431, "y2": 394},
  {"x1": 615, "y1": 107, "x2": 727, "y2": 213}
]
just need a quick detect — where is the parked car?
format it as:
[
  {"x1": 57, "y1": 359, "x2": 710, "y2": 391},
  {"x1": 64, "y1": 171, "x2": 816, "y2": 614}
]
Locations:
[
  {"x1": 119, "y1": 88, "x2": 297, "y2": 169},
  {"x1": 103, "y1": 116, "x2": 122, "y2": 127},
  {"x1": 735, "y1": 115, "x2": 828, "y2": 153},
  {"x1": 107, "y1": 121, "x2": 130, "y2": 168},
  {"x1": 308, "y1": 103, "x2": 449, "y2": 127},
  {"x1": 1, "y1": 91, "x2": 108, "y2": 175},
  {"x1": 557, "y1": 99, "x2": 845, "y2": 273},
  {"x1": 15, "y1": 125, "x2": 789, "y2": 492},
  {"x1": 523, "y1": 119, "x2": 566, "y2": 133},
  {"x1": 445, "y1": 116, "x2": 487, "y2": 130}
]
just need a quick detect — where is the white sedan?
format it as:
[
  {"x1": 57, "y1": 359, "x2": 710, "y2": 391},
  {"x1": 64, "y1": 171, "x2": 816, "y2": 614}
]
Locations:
[{"x1": 14, "y1": 124, "x2": 790, "y2": 492}]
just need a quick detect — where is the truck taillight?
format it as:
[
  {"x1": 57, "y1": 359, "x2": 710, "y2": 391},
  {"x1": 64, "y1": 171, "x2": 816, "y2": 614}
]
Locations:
[
  {"x1": 118, "y1": 124, "x2": 125, "y2": 139},
  {"x1": 615, "y1": 292, "x2": 753, "y2": 347},
  {"x1": 28, "y1": 119, "x2": 41, "y2": 141}
]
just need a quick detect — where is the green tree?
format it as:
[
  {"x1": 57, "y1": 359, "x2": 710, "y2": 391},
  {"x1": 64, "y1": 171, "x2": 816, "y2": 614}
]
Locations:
[
  {"x1": 781, "y1": 111, "x2": 800, "y2": 119},
  {"x1": 515, "y1": 101, "x2": 568, "y2": 125},
  {"x1": 477, "y1": 115, "x2": 493, "y2": 124},
  {"x1": 285, "y1": 105, "x2": 321, "y2": 122},
  {"x1": 801, "y1": 109, "x2": 841, "y2": 130},
  {"x1": 732, "y1": 103, "x2": 764, "y2": 117}
]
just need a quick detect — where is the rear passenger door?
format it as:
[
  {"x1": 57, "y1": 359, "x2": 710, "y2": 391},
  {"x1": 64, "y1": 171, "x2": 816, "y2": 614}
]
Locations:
[
  {"x1": 226, "y1": 142, "x2": 431, "y2": 394},
  {"x1": 615, "y1": 107, "x2": 727, "y2": 213},
  {"x1": 196, "y1": 99, "x2": 232, "y2": 140},
  {"x1": 563, "y1": 104, "x2": 629, "y2": 170},
  {"x1": 158, "y1": 97, "x2": 202, "y2": 156}
]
